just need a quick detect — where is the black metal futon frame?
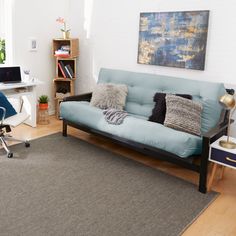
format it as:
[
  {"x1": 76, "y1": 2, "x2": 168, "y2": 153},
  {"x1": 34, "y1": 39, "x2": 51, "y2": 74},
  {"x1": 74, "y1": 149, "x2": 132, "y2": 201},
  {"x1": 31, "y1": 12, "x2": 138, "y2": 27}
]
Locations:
[{"x1": 62, "y1": 89, "x2": 234, "y2": 193}]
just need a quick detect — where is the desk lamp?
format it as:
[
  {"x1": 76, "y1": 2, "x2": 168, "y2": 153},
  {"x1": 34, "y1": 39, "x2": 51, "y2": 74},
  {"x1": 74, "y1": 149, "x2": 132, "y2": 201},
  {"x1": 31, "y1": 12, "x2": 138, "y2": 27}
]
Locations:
[{"x1": 219, "y1": 93, "x2": 236, "y2": 149}]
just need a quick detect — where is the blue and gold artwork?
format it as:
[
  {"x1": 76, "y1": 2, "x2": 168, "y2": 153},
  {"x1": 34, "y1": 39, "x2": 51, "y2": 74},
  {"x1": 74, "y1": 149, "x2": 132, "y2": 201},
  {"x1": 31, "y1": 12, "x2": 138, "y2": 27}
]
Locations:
[{"x1": 137, "y1": 11, "x2": 209, "y2": 70}]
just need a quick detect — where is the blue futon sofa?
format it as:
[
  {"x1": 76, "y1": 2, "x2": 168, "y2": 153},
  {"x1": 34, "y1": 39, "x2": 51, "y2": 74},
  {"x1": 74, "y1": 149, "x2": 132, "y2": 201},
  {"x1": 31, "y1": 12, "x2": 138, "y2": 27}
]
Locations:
[{"x1": 61, "y1": 68, "x2": 231, "y2": 193}]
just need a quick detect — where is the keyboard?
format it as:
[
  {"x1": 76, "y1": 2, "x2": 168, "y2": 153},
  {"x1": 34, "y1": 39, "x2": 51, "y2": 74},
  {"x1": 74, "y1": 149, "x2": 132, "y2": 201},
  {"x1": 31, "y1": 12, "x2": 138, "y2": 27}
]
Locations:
[{"x1": 3, "y1": 82, "x2": 26, "y2": 86}]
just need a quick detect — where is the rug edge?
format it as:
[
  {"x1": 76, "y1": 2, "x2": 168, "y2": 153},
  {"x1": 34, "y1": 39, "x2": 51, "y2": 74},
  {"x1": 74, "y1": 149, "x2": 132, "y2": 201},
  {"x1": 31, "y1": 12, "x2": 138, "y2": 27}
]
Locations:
[{"x1": 178, "y1": 193, "x2": 220, "y2": 236}]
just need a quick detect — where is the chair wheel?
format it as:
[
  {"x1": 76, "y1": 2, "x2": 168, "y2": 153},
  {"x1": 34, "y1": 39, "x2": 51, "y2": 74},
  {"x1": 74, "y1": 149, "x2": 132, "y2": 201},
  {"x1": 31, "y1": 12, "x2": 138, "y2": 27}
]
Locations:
[
  {"x1": 25, "y1": 142, "x2": 30, "y2": 148},
  {"x1": 7, "y1": 152, "x2": 13, "y2": 158}
]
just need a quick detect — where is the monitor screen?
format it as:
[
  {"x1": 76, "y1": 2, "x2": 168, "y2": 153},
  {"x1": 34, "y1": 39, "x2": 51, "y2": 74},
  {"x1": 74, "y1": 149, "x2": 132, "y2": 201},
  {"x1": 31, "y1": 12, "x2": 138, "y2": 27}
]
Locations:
[{"x1": 0, "y1": 66, "x2": 22, "y2": 83}]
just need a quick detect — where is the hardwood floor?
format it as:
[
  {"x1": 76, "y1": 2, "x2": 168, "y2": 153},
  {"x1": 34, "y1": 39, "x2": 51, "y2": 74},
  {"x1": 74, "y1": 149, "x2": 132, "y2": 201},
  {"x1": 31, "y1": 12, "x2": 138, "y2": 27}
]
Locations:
[{"x1": 7, "y1": 116, "x2": 236, "y2": 235}]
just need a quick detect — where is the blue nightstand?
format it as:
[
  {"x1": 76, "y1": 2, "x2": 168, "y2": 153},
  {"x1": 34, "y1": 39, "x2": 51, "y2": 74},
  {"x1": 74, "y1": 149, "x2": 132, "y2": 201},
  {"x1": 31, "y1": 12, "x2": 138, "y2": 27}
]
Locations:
[{"x1": 208, "y1": 135, "x2": 236, "y2": 190}]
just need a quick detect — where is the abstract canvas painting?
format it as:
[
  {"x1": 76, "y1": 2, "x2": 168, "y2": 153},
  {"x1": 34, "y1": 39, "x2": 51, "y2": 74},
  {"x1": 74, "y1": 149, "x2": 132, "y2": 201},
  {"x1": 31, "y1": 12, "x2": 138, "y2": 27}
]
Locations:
[{"x1": 137, "y1": 11, "x2": 209, "y2": 70}]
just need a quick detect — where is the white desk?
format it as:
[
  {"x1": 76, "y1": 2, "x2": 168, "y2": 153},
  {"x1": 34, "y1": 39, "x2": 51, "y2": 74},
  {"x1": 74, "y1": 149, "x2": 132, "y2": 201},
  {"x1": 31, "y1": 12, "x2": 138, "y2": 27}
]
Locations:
[{"x1": 0, "y1": 81, "x2": 42, "y2": 127}]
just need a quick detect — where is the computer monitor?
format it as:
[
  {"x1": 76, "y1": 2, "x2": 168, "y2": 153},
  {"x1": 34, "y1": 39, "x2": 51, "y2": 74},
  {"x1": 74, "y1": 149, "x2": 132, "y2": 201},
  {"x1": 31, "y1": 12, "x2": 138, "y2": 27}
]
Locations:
[{"x1": 0, "y1": 66, "x2": 22, "y2": 83}]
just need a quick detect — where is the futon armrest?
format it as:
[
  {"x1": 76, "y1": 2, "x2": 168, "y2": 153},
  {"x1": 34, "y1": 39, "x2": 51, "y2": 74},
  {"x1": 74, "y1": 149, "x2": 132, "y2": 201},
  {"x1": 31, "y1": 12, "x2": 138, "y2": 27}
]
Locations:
[
  {"x1": 203, "y1": 120, "x2": 233, "y2": 140},
  {"x1": 63, "y1": 92, "x2": 93, "y2": 102}
]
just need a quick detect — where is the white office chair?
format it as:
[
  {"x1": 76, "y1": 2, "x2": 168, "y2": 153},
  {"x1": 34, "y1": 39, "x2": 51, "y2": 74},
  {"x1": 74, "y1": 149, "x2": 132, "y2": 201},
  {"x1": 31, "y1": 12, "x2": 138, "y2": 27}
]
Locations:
[{"x1": 0, "y1": 97, "x2": 30, "y2": 158}]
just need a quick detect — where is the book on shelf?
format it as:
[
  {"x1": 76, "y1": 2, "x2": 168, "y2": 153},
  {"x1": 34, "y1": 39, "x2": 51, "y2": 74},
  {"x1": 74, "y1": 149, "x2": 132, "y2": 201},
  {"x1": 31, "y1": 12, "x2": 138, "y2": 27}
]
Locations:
[
  {"x1": 54, "y1": 45, "x2": 70, "y2": 58},
  {"x1": 65, "y1": 65, "x2": 74, "y2": 78},
  {"x1": 58, "y1": 62, "x2": 67, "y2": 79},
  {"x1": 60, "y1": 45, "x2": 70, "y2": 51},
  {"x1": 59, "y1": 61, "x2": 70, "y2": 78},
  {"x1": 65, "y1": 66, "x2": 72, "y2": 79},
  {"x1": 54, "y1": 54, "x2": 70, "y2": 58}
]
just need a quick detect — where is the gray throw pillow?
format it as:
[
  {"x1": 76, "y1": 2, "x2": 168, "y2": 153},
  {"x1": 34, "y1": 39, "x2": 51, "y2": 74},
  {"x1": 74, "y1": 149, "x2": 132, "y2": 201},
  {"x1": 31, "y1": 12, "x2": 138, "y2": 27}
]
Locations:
[
  {"x1": 90, "y1": 83, "x2": 128, "y2": 110},
  {"x1": 164, "y1": 95, "x2": 203, "y2": 136}
]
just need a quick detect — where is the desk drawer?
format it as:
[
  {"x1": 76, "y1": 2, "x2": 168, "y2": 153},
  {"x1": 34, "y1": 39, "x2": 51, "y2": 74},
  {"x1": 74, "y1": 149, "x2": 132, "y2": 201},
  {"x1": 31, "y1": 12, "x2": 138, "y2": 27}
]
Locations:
[{"x1": 211, "y1": 148, "x2": 236, "y2": 168}]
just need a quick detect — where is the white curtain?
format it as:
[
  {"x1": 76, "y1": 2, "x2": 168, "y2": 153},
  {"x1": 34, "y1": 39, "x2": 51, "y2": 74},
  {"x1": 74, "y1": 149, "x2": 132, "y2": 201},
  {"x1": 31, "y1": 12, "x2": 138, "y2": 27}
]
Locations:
[
  {"x1": 0, "y1": 0, "x2": 13, "y2": 64},
  {"x1": 0, "y1": 0, "x2": 5, "y2": 39}
]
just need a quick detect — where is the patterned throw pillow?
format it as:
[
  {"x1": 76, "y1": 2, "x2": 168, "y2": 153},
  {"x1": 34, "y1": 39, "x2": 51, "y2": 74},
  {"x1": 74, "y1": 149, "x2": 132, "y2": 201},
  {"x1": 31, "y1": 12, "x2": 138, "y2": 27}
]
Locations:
[
  {"x1": 164, "y1": 95, "x2": 203, "y2": 136},
  {"x1": 90, "y1": 83, "x2": 128, "y2": 110},
  {"x1": 149, "y1": 93, "x2": 192, "y2": 124}
]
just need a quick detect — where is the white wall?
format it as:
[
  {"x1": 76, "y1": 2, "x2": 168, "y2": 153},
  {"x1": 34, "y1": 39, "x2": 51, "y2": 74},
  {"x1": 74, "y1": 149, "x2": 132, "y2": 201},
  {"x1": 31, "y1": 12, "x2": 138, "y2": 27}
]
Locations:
[
  {"x1": 69, "y1": 0, "x2": 236, "y2": 133},
  {"x1": 12, "y1": 0, "x2": 70, "y2": 112},
  {"x1": 0, "y1": 0, "x2": 5, "y2": 38},
  {"x1": 69, "y1": 0, "x2": 236, "y2": 91},
  {"x1": 10, "y1": 0, "x2": 236, "y2": 132}
]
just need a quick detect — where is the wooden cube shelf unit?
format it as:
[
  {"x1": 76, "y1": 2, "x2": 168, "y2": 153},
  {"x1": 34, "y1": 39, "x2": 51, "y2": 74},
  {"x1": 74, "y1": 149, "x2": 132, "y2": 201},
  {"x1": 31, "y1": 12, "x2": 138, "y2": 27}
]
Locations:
[
  {"x1": 53, "y1": 38, "x2": 79, "y2": 58},
  {"x1": 55, "y1": 98, "x2": 63, "y2": 119},
  {"x1": 53, "y1": 80, "x2": 74, "y2": 119},
  {"x1": 56, "y1": 58, "x2": 77, "y2": 80},
  {"x1": 53, "y1": 80, "x2": 75, "y2": 97},
  {"x1": 53, "y1": 38, "x2": 79, "y2": 119}
]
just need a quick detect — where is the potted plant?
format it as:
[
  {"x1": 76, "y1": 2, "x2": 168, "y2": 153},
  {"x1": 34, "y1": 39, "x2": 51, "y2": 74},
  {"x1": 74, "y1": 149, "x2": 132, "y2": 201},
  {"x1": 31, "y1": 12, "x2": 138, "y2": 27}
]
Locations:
[
  {"x1": 56, "y1": 17, "x2": 70, "y2": 39},
  {"x1": 38, "y1": 95, "x2": 49, "y2": 110}
]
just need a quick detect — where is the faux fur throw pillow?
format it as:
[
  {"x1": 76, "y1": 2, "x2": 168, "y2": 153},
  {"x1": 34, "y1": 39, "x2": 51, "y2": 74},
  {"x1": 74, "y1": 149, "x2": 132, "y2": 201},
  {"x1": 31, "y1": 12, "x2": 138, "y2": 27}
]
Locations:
[
  {"x1": 90, "y1": 83, "x2": 128, "y2": 110},
  {"x1": 164, "y1": 95, "x2": 203, "y2": 136},
  {"x1": 149, "y1": 92, "x2": 192, "y2": 124}
]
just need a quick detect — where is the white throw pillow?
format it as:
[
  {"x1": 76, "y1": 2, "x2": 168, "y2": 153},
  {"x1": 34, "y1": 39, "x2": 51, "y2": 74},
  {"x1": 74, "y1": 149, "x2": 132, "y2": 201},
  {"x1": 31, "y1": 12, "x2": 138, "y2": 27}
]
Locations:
[{"x1": 90, "y1": 83, "x2": 128, "y2": 110}]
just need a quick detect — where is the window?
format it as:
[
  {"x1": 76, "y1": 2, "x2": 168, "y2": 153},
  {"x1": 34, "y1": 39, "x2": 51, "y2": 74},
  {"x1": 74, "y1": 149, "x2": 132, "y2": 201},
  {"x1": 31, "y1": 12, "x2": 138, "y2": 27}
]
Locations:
[
  {"x1": 0, "y1": 0, "x2": 13, "y2": 65},
  {"x1": 0, "y1": 0, "x2": 6, "y2": 64}
]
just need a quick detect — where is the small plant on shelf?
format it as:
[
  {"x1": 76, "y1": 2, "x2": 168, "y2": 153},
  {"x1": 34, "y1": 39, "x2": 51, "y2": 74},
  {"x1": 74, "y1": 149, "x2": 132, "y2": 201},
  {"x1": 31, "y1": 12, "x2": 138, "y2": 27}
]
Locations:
[
  {"x1": 56, "y1": 17, "x2": 70, "y2": 39},
  {"x1": 38, "y1": 95, "x2": 49, "y2": 110}
]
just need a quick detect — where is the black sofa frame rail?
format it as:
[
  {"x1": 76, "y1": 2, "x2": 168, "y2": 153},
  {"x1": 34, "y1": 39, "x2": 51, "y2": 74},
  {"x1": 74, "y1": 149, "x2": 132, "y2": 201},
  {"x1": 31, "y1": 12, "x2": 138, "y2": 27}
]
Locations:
[{"x1": 62, "y1": 89, "x2": 234, "y2": 193}]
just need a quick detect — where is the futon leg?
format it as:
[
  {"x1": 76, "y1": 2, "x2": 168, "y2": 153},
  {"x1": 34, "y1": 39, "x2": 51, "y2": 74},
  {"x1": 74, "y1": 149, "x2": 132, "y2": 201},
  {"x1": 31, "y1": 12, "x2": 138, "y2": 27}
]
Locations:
[
  {"x1": 199, "y1": 167, "x2": 207, "y2": 193},
  {"x1": 63, "y1": 120, "x2": 67, "y2": 137},
  {"x1": 199, "y1": 137, "x2": 209, "y2": 193}
]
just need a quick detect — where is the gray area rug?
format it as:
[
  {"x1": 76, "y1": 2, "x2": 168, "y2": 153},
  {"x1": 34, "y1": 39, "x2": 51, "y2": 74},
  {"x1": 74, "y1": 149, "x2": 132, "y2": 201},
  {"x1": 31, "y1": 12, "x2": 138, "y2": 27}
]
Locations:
[{"x1": 0, "y1": 133, "x2": 217, "y2": 236}]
